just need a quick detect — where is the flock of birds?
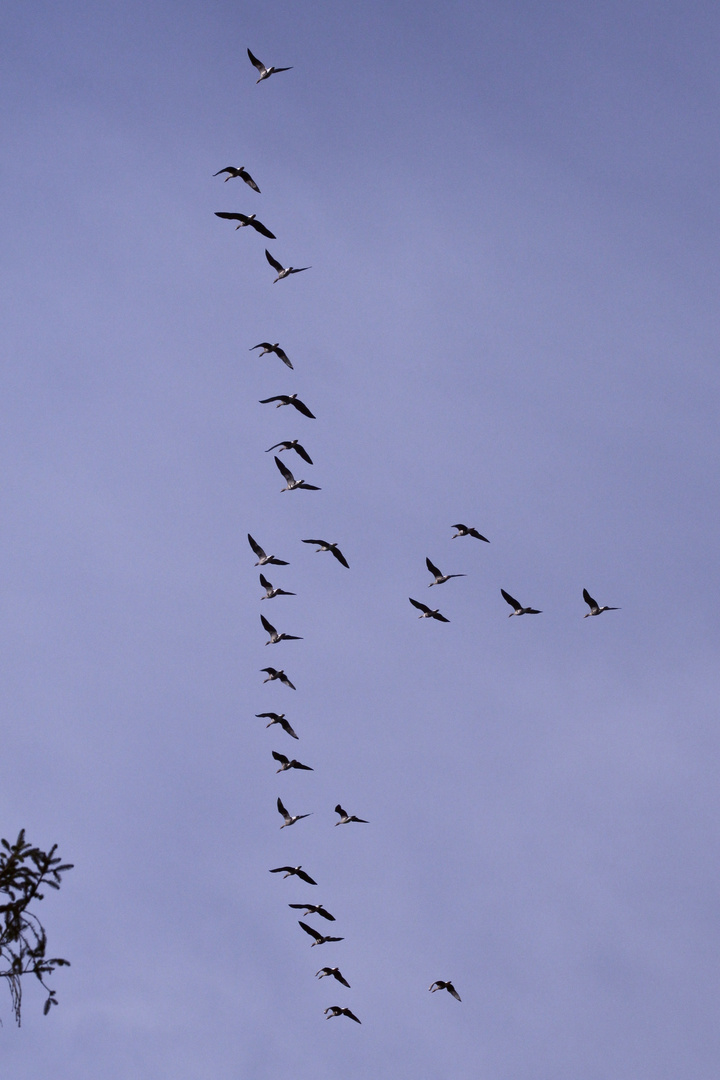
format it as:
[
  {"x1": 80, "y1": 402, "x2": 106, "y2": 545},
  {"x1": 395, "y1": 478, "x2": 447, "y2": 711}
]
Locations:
[{"x1": 224, "y1": 46, "x2": 621, "y2": 1029}]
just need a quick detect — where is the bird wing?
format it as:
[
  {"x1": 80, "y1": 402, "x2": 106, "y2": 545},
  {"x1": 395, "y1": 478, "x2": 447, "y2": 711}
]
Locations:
[
  {"x1": 426, "y1": 557, "x2": 442, "y2": 577},
  {"x1": 299, "y1": 921, "x2": 323, "y2": 942},
  {"x1": 274, "y1": 456, "x2": 294, "y2": 483},
  {"x1": 259, "y1": 573, "x2": 272, "y2": 589},
  {"x1": 280, "y1": 673, "x2": 296, "y2": 689},
  {"x1": 272, "y1": 65, "x2": 293, "y2": 73},
  {"x1": 251, "y1": 342, "x2": 273, "y2": 351},
  {"x1": 272, "y1": 751, "x2": 288, "y2": 766},
  {"x1": 296, "y1": 869, "x2": 316, "y2": 885},
  {"x1": 249, "y1": 218, "x2": 276, "y2": 239},
  {"x1": 409, "y1": 597, "x2": 431, "y2": 614},
  {"x1": 281, "y1": 720, "x2": 299, "y2": 739},
  {"x1": 432, "y1": 611, "x2": 450, "y2": 622},
  {"x1": 288, "y1": 266, "x2": 310, "y2": 274},
  {"x1": 265, "y1": 442, "x2": 290, "y2": 453},
  {"x1": 214, "y1": 211, "x2": 245, "y2": 221},
  {"x1": 315, "y1": 907, "x2": 335, "y2": 921},
  {"x1": 290, "y1": 759, "x2": 313, "y2": 770},
  {"x1": 344, "y1": 1009, "x2": 361, "y2": 1023},
  {"x1": 259, "y1": 395, "x2": 286, "y2": 405},
  {"x1": 293, "y1": 442, "x2": 312, "y2": 463},
  {"x1": 583, "y1": 588, "x2": 597, "y2": 608},
  {"x1": 269, "y1": 866, "x2": 292, "y2": 874},
  {"x1": 447, "y1": 984, "x2": 462, "y2": 1001},
  {"x1": 265, "y1": 249, "x2": 284, "y2": 273},
  {"x1": 261, "y1": 614, "x2": 277, "y2": 635},
  {"x1": 335, "y1": 971, "x2": 351, "y2": 987},
  {"x1": 331, "y1": 547, "x2": 349, "y2": 568},
  {"x1": 247, "y1": 533, "x2": 265, "y2": 558},
  {"x1": 213, "y1": 167, "x2": 237, "y2": 177},
  {"x1": 239, "y1": 169, "x2": 260, "y2": 192},
  {"x1": 451, "y1": 524, "x2": 467, "y2": 532},
  {"x1": 290, "y1": 398, "x2": 315, "y2": 418},
  {"x1": 255, "y1": 712, "x2": 278, "y2": 720},
  {"x1": 277, "y1": 797, "x2": 288, "y2": 817},
  {"x1": 261, "y1": 667, "x2": 279, "y2": 676},
  {"x1": 298, "y1": 482, "x2": 320, "y2": 490},
  {"x1": 501, "y1": 588, "x2": 520, "y2": 609},
  {"x1": 334, "y1": 804, "x2": 346, "y2": 817},
  {"x1": 247, "y1": 48, "x2": 265, "y2": 72},
  {"x1": 303, "y1": 539, "x2": 326, "y2": 547},
  {"x1": 469, "y1": 528, "x2": 490, "y2": 541}
]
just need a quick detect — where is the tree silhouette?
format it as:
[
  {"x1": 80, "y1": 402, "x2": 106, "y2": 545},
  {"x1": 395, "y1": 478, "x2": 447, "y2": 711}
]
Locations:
[{"x1": 0, "y1": 830, "x2": 73, "y2": 1025}]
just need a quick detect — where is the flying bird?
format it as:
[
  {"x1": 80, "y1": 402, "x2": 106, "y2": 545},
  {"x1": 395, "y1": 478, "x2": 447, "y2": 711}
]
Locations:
[
  {"x1": 261, "y1": 667, "x2": 296, "y2": 689},
  {"x1": 255, "y1": 712, "x2": 299, "y2": 740},
  {"x1": 425, "y1": 557, "x2": 466, "y2": 586},
  {"x1": 429, "y1": 980, "x2": 461, "y2": 1001},
  {"x1": 289, "y1": 903, "x2": 335, "y2": 922},
  {"x1": 251, "y1": 342, "x2": 293, "y2": 369},
  {"x1": 265, "y1": 439, "x2": 313, "y2": 464},
  {"x1": 261, "y1": 614, "x2": 303, "y2": 644},
  {"x1": 316, "y1": 967, "x2": 350, "y2": 988},
  {"x1": 334, "y1": 804, "x2": 368, "y2": 825},
  {"x1": 583, "y1": 588, "x2": 620, "y2": 617},
  {"x1": 500, "y1": 589, "x2": 542, "y2": 616},
  {"x1": 272, "y1": 750, "x2": 313, "y2": 773},
  {"x1": 265, "y1": 248, "x2": 311, "y2": 283},
  {"x1": 259, "y1": 393, "x2": 315, "y2": 418},
  {"x1": 259, "y1": 573, "x2": 295, "y2": 600},
  {"x1": 409, "y1": 597, "x2": 450, "y2": 622},
  {"x1": 298, "y1": 921, "x2": 344, "y2": 947},
  {"x1": 301, "y1": 539, "x2": 349, "y2": 568},
  {"x1": 324, "y1": 1006, "x2": 361, "y2": 1024},
  {"x1": 247, "y1": 48, "x2": 293, "y2": 83},
  {"x1": 451, "y1": 524, "x2": 490, "y2": 542},
  {"x1": 248, "y1": 533, "x2": 288, "y2": 566},
  {"x1": 214, "y1": 211, "x2": 276, "y2": 238},
  {"x1": 274, "y1": 456, "x2": 320, "y2": 492},
  {"x1": 269, "y1": 865, "x2": 317, "y2": 885},
  {"x1": 277, "y1": 797, "x2": 312, "y2": 829},
  {"x1": 212, "y1": 165, "x2": 260, "y2": 191}
]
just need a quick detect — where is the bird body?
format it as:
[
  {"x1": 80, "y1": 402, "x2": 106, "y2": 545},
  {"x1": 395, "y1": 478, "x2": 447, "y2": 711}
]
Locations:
[
  {"x1": 429, "y1": 980, "x2": 461, "y2": 1001},
  {"x1": 274, "y1": 456, "x2": 320, "y2": 492},
  {"x1": 426, "y1": 557, "x2": 466, "y2": 586},
  {"x1": 212, "y1": 165, "x2": 260, "y2": 191},
  {"x1": 256, "y1": 712, "x2": 299, "y2": 739},
  {"x1": 272, "y1": 750, "x2": 313, "y2": 773},
  {"x1": 214, "y1": 211, "x2": 275, "y2": 238},
  {"x1": 409, "y1": 597, "x2": 450, "y2": 622},
  {"x1": 265, "y1": 248, "x2": 310, "y2": 282},
  {"x1": 259, "y1": 573, "x2": 295, "y2": 600},
  {"x1": 325, "y1": 1006, "x2": 361, "y2": 1023},
  {"x1": 248, "y1": 533, "x2": 288, "y2": 566},
  {"x1": 251, "y1": 342, "x2": 293, "y2": 369},
  {"x1": 259, "y1": 393, "x2": 315, "y2": 419},
  {"x1": 277, "y1": 797, "x2": 312, "y2": 828},
  {"x1": 269, "y1": 865, "x2": 317, "y2": 885},
  {"x1": 334, "y1": 804, "x2": 368, "y2": 825},
  {"x1": 451, "y1": 523, "x2": 489, "y2": 542},
  {"x1": 583, "y1": 588, "x2": 620, "y2": 617},
  {"x1": 247, "y1": 48, "x2": 293, "y2": 82},
  {"x1": 501, "y1": 589, "x2": 542, "y2": 616},
  {"x1": 316, "y1": 966, "x2": 350, "y2": 987},
  {"x1": 302, "y1": 539, "x2": 349, "y2": 568},
  {"x1": 298, "y1": 921, "x2": 344, "y2": 946},
  {"x1": 261, "y1": 667, "x2": 296, "y2": 689},
  {"x1": 261, "y1": 614, "x2": 303, "y2": 644}
]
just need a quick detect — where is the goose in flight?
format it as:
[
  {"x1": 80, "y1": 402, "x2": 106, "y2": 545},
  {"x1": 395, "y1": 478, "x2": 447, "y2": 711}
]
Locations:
[
  {"x1": 251, "y1": 342, "x2": 293, "y2": 369},
  {"x1": 248, "y1": 533, "x2": 288, "y2": 566},
  {"x1": 301, "y1": 539, "x2": 349, "y2": 568},
  {"x1": 212, "y1": 165, "x2": 260, "y2": 191},
  {"x1": 214, "y1": 211, "x2": 276, "y2": 239},
  {"x1": 259, "y1": 573, "x2": 295, "y2": 600},
  {"x1": 325, "y1": 1006, "x2": 361, "y2": 1024},
  {"x1": 501, "y1": 589, "x2": 542, "y2": 616},
  {"x1": 265, "y1": 248, "x2": 311, "y2": 282},
  {"x1": 266, "y1": 439, "x2": 313, "y2": 464},
  {"x1": 277, "y1": 797, "x2": 311, "y2": 828},
  {"x1": 272, "y1": 750, "x2": 313, "y2": 773},
  {"x1": 583, "y1": 588, "x2": 620, "y2": 617},
  {"x1": 269, "y1": 865, "x2": 317, "y2": 885},
  {"x1": 255, "y1": 712, "x2": 299, "y2": 740},
  {"x1": 426, "y1": 557, "x2": 466, "y2": 587},
  {"x1": 274, "y1": 456, "x2": 320, "y2": 492},
  {"x1": 289, "y1": 903, "x2": 335, "y2": 922},
  {"x1": 298, "y1": 921, "x2": 344, "y2": 947},
  {"x1": 409, "y1": 597, "x2": 450, "y2": 622},
  {"x1": 259, "y1": 393, "x2": 315, "y2": 419},
  {"x1": 261, "y1": 614, "x2": 303, "y2": 644},
  {"x1": 452, "y1": 524, "x2": 490, "y2": 542},
  {"x1": 429, "y1": 980, "x2": 461, "y2": 1001},
  {"x1": 261, "y1": 667, "x2": 296, "y2": 689},
  {"x1": 316, "y1": 967, "x2": 350, "y2": 988},
  {"x1": 334, "y1": 804, "x2": 368, "y2": 825},
  {"x1": 247, "y1": 48, "x2": 293, "y2": 83}
]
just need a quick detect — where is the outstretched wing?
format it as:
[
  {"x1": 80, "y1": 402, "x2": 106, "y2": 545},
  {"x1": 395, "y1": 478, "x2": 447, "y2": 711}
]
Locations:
[
  {"x1": 214, "y1": 211, "x2": 244, "y2": 222},
  {"x1": 239, "y1": 168, "x2": 260, "y2": 192},
  {"x1": 265, "y1": 248, "x2": 284, "y2": 273},
  {"x1": 501, "y1": 588, "x2": 520, "y2": 609},
  {"x1": 583, "y1": 588, "x2": 597, "y2": 609},
  {"x1": 247, "y1": 533, "x2": 264, "y2": 558},
  {"x1": 259, "y1": 573, "x2": 272, "y2": 589},
  {"x1": 426, "y1": 557, "x2": 442, "y2": 578},
  {"x1": 274, "y1": 456, "x2": 294, "y2": 483},
  {"x1": 296, "y1": 869, "x2": 317, "y2": 885},
  {"x1": 272, "y1": 750, "x2": 288, "y2": 766},
  {"x1": 409, "y1": 597, "x2": 431, "y2": 615},
  {"x1": 298, "y1": 921, "x2": 323, "y2": 942},
  {"x1": 247, "y1": 48, "x2": 265, "y2": 73},
  {"x1": 331, "y1": 546, "x2": 349, "y2": 568},
  {"x1": 248, "y1": 217, "x2": 276, "y2": 239},
  {"x1": 293, "y1": 441, "x2": 312, "y2": 463},
  {"x1": 261, "y1": 614, "x2": 277, "y2": 635},
  {"x1": 432, "y1": 611, "x2": 450, "y2": 623},
  {"x1": 290, "y1": 397, "x2": 315, "y2": 419}
]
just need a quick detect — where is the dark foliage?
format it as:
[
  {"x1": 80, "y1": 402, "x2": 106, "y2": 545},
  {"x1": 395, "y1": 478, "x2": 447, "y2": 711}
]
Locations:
[{"x1": 0, "y1": 830, "x2": 73, "y2": 1025}]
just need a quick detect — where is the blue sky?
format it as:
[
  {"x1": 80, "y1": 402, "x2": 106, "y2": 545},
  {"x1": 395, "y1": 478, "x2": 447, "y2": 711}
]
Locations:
[{"x1": 2, "y1": 2, "x2": 720, "y2": 1076}]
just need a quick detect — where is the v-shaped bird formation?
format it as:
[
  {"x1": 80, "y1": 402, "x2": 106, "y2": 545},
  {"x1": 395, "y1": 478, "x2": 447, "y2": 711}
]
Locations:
[{"x1": 216, "y1": 43, "x2": 622, "y2": 1033}]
